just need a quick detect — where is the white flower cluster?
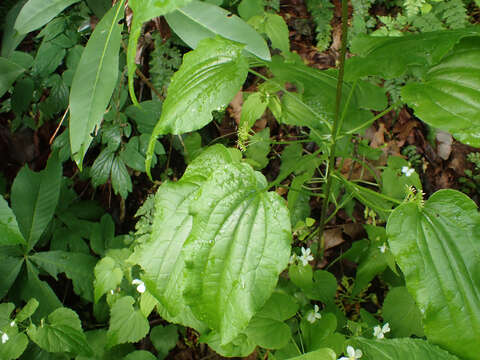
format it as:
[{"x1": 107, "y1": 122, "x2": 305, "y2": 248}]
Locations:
[
  {"x1": 339, "y1": 346, "x2": 362, "y2": 360},
  {"x1": 373, "y1": 322, "x2": 391, "y2": 339}
]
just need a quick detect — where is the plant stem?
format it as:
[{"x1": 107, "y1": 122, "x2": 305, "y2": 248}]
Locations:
[{"x1": 317, "y1": 0, "x2": 349, "y2": 255}]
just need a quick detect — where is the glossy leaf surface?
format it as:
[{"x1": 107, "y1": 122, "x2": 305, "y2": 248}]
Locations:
[
  {"x1": 402, "y1": 38, "x2": 480, "y2": 147},
  {"x1": 11, "y1": 153, "x2": 62, "y2": 250},
  {"x1": 165, "y1": 0, "x2": 270, "y2": 60},
  {"x1": 349, "y1": 338, "x2": 459, "y2": 359},
  {"x1": 127, "y1": 0, "x2": 191, "y2": 104},
  {"x1": 27, "y1": 307, "x2": 92, "y2": 355},
  {"x1": 14, "y1": 0, "x2": 80, "y2": 34},
  {"x1": 345, "y1": 28, "x2": 480, "y2": 80},
  {"x1": 69, "y1": 2, "x2": 124, "y2": 169},
  {"x1": 146, "y1": 37, "x2": 248, "y2": 175},
  {"x1": 386, "y1": 190, "x2": 480, "y2": 359}
]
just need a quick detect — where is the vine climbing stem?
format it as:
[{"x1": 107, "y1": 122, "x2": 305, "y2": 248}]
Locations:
[{"x1": 317, "y1": 0, "x2": 350, "y2": 257}]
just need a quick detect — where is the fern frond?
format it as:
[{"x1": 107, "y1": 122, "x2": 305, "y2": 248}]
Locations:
[
  {"x1": 305, "y1": 0, "x2": 334, "y2": 51},
  {"x1": 435, "y1": 0, "x2": 467, "y2": 29}
]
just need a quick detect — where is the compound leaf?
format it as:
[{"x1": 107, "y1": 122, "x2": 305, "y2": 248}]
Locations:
[
  {"x1": 386, "y1": 190, "x2": 480, "y2": 359},
  {"x1": 69, "y1": 1, "x2": 124, "y2": 169},
  {"x1": 402, "y1": 38, "x2": 480, "y2": 147},
  {"x1": 146, "y1": 36, "x2": 248, "y2": 176},
  {"x1": 11, "y1": 153, "x2": 62, "y2": 250},
  {"x1": 27, "y1": 307, "x2": 92, "y2": 356},
  {"x1": 0, "y1": 195, "x2": 25, "y2": 246}
]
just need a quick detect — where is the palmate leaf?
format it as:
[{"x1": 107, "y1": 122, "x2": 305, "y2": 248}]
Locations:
[
  {"x1": 386, "y1": 190, "x2": 480, "y2": 359},
  {"x1": 0, "y1": 251, "x2": 23, "y2": 299},
  {"x1": 30, "y1": 251, "x2": 96, "y2": 302},
  {"x1": 0, "y1": 195, "x2": 25, "y2": 246},
  {"x1": 14, "y1": 0, "x2": 80, "y2": 35},
  {"x1": 27, "y1": 307, "x2": 92, "y2": 356},
  {"x1": 11, "y1": 152, "x2": 62, "y2": 250},
  {"x1": 127, "y1": 0, "x2": 192, "y2": 104},
  {"x1": 165, "y1": 0, "x2": 270, "y2": 61},
  {"x1": 345, "y1": 27, "x2": 480, "y2": 80},
  {"x1": 402, "y1": 38, "x2": 480, "y2": 147},
  {"x1": 145, "y1": 36, "x2": 248, "y2": 176},
  {"x1": 69, "y1": 1, "x2": 124, "y2": 169},
  {"x1": 348, "y1": 338, "x2": 459, "y2": 359}
]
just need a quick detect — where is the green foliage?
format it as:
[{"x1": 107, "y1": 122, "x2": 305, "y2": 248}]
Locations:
[
  {"x1": 149, "y1": 36, "x2": 182, "y2": 99},
  {"x1": 305, "y1": 0, "x2": 334, "y2": 51}
]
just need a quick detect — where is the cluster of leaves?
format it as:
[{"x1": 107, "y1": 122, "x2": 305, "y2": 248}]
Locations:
[{"x1": 0, "y1": 0, "x2": 480, "y2": 359}]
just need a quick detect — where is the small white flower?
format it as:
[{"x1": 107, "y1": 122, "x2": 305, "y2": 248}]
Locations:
[
  {"x1": 339, "y1": 345, "x2": 362, "y2": 360},
  {"x1": 401, "y1": 166, "x2": 415, "y2": 177},
  {"x1": 132, "y1": 279, "x2": 146, "y2": 293},
  {"x1": 306, "y1": 304, "x2": 322, "y2": 323},
  {"x1": 110, "y1": 289, "x2": 115, "y2": 295},
  {"x1": 299, "y1": 247, "x2": 314, "y2": 266},
  {"x1": 289, "y1": 253, "x2": 297, "y2": 265},
  {"x1": 373, "y1": 322, "x2": 391, "y2": 339},
  {"x1": 10, "y1": 321, "x2": 15, "y2": 327},
  {"x1": 1, "y1": 332, "x2": 9, "y2": 344},
  {"x1": 378, "y1": 243, "x2": 387, "y2": 253}
]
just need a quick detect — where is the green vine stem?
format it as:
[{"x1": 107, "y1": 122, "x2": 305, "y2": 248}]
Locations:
[{"x1": 317, "y1": 0, "x2": 350, "y2": 255}]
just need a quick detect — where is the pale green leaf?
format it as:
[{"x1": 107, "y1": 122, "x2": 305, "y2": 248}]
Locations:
[
  {"x1": 256, "y1": 292, "x2": 299, "y2": 322},
  {"x1": 401, "y1": 38, "x2": 480, "y2": 147},
  {"x1": 14, "y1": 0, "x2": 80, "y2": 35},
  {"x1": 288, "y1": 348, "x2": 336, "y2": 360},
  {"x1": 0, "y1": 195, "x2": 25, "y2": 246},
  {"x1": 386, "y1": 190, "x2": 480, "y2": 360},
  {"x1": 107, "y1": 296, "x2": 149, "y2": 348},
  {"x1": 184, "y1": 163, "x2": 291, "y2": 344},
  {"x1": 349, "y1": 338, "x2": 459, "y2": 359},
  {"x1": 69, "y1": 2, "x2": 124, "y2": 169},
  {"x1": 0, "y1": 303, "x2": 15, "y2": 328},
  {"x1": 165, "y1": 0, "x2": 270, "y2": 61},
  {"x1": 127, "y1": 0, "x2": 192, "y2": 104},
  {"x1": 28, "y1": 307, "x2": 92, "y2": 355},
  {"x1": 94, "y1": 257, "x2": 123, "y2": 303},
  {"x1": 146, "y1": 36, "x2": 248, "y2": 176},
  {"x1": 201, "y1": 331, "x2": 256, "y2": 358},
  {"x1": 0, "y1": 57, "x2": 25, "y2": 98},
  {"x1": 30, "y1": 251, "x2": 96, "y2": 302},
  {"x1": 239, "y1": 92, "x2": 268, "y2": 130},
  {"x1": 383, "y1": 287, "x2": 424, "y2": 338},
  {"x1": 244, "y1": 317, "x2": 290, "y2": 349},
  {"x1": 0, "y1": 332, "x2": 28, "y2": 360},
  {"x1": 345, "y1": 28, "x2": 480, "y2": 80},
  {"x1": 11, "y1": 153, "x2": 62, "y2": 249},
  {"x1": 15, "y1": 298, "x2": 39, "y2": 323},
  {"x1": 264, "y1": 13, "x2": 290, "y2": 53}
]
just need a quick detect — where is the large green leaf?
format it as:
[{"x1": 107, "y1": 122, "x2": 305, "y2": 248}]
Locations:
[
  {"x1": 348, "y1": 338, "x2": 459, "y2": 359},
  {"x1": 127, "y1": 0, "x2": 191, "y2": 105},
  {"x1": 30, "y1": 251, "x2": 96, "y2": 302},
  {"x1": 386, "y1": 190, "x2": 480, "y2": 359},
  {"x1": 69, "y1": 1, "x2": 124, "y2": 169},
  {"x1": 0, "y1": 251, "x2": 23, "y2": 298},
  {"x1": 165, "y1": 0, "x2": 270, "y2": 61},
  {"x1": 0, "y1": 196, "x2": 25, "y2": 246},
  {"x1": 146, "y1": 36, "x2": 248, "y2": 176},
  {"x1": 11, "y1": 153, "x2": 62, "y2": 250},
  {"x1": 107, "y1": 296, "x2": 149, "y2": 348},
  {"x1": 288, "y1": 348, "x2": 336, "y2": 360},
  {"x1": 0, "y1": 57, "x2": 25, "y2": 98},
  {"x1": 93, "y1": 257, "x2": 123, "y2": 303},
  {"x1": 131, "y1": 145, "x2": 239, "y2": 316},
  {"x1": 401, "y1": 38, "x2": 480, "y2": 147},
  {"x1": 27, "y1": 307, "x2": 92, "y2": 356},
  {"x1": 345, "y1": 27, "x2": 480, "y2": 80},
  {"x1": 14, "y1": 0, "x2": 80, "y2": 35},
  {"x1": 1, "y1": 1, "x2": 27, "y2": 58},
  {"x1": 183, "y1": 163, "x2": 291, "y2": 344}
]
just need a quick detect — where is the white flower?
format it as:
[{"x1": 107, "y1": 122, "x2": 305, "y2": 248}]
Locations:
[
  {"x1": 306, "y1": 304, "x2": 322, "y2": 323},
  {"x1": 339, "y1": 345, "x2": 362, "y2": 360},
  {"x1": 110, "y1": 289, "x2": 115, "y2": 295},
  {"x1": 373, "y1": 322, "x2": 391, "y2": 339},
  {"x1": 132, "y1": 279, "x2": 146, "y2": 293},
  {"x1": 401, "y1": 166, "x2": 415, "y2": 177},
  {"x1": 289, "y1": 253, "x2": 297, "y2": 265},
  {"x1": 10, "y1": 321, "x2": 15, "y2": 327},
  {"x1": 378, "y1": 243, "x2": 387, "y2": 253},
  {"x1": 299, "y1": 247, "x2": 314, "y2": 266},
  {"x1": 1, "y1": 331, "x2": 8, "y2": 344}
]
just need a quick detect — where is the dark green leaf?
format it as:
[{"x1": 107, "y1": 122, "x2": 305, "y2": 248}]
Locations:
[
  {"x1": 150, "y1": 325, "x2": 178, "y2": 360},
  {"x1": 0, "y1": 57, "x2": 25, "y2": 98},
  {"x1": 383, "y1": 287, "x2": 424, "y2": 338},
  {"x1": 0, "y1": 195, "x2": 26, "y2": 246}
]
